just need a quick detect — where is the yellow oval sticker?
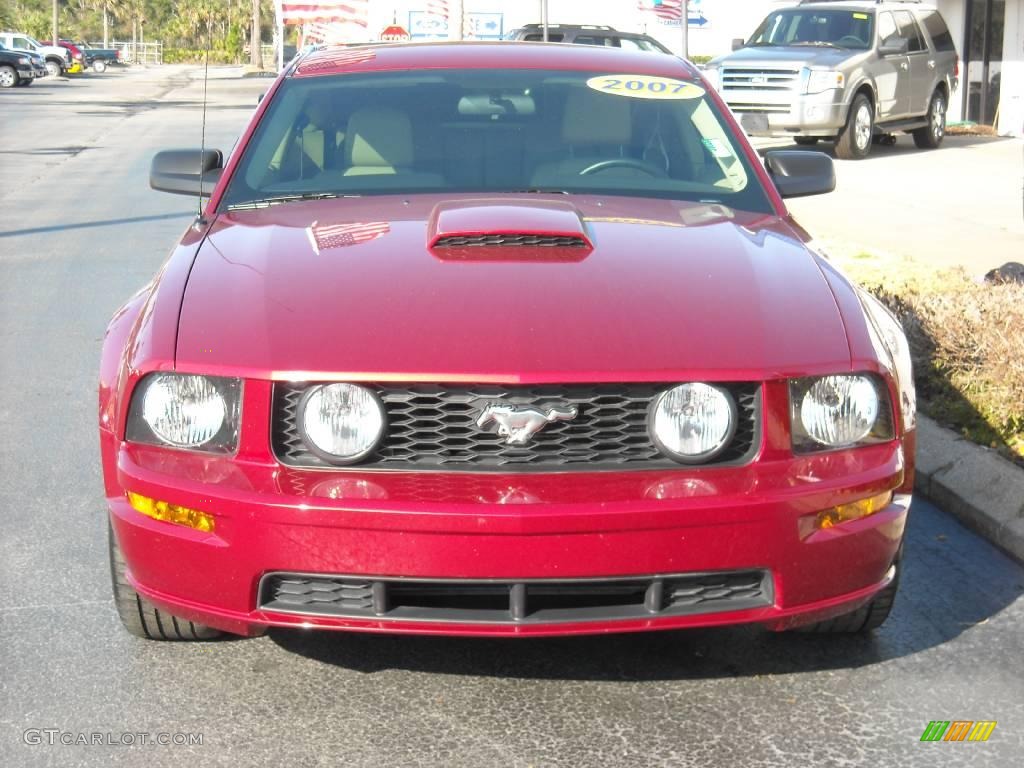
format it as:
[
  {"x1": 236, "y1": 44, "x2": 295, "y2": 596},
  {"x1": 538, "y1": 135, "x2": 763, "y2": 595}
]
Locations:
[{"x1": 586, "y1": 74, "x2": 706, "y2": 100}]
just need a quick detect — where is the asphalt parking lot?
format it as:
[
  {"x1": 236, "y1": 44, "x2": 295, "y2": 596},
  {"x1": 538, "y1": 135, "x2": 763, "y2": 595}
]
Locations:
[{"x1": 2, "y1": 66, "x2": 1023, "y2": 767}]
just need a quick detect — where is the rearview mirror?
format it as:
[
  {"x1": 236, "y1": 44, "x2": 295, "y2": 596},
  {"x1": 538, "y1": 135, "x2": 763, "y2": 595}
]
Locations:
[
  {"x1": 878, "y1": 37, "x2": 909, "y2": 56},
  {"x1": 150, "y1": 149, "x2": 224, "y2": 197},
  {"x1": 764, "y1": 150, "x2": 835, "y2": 198},
  {"x1": 731, "y1": 38, "x2": 746, "y2": 51}
]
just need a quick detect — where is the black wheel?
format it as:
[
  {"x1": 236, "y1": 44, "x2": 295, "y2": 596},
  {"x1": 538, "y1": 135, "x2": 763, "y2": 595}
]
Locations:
[
  {"x1": 796, "y1": 547, "x2": 901, "y2": 634},
  {"x1": 913, "y1": 90, "x2": 946, "y2": 149},
  {"x1": 0, "y1": 65, "x2": 17, "y2": 88},
  {"x1": 108, "y1": 522, "x2": 222, "y2": 640},
  {"x1": 794, "y1": 137, "x2": 819, "y2": 146},
  {"x1": 835, "y1": 94, "x2": 874, "y2": 160},
  {"x1": 44, "y1": 59, "x2": 62, "y2": 78}
]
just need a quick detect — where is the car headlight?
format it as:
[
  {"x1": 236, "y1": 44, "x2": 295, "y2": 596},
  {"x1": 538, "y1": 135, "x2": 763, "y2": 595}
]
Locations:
[
  {"x1": 651, "y1": 383, "x2": 737, "y2": 463},
  {"x1": 126, "y1": 373, "x2": 241, "y2": 452},
  {"x1": 859, "y1": 290, "x2": 916, "y2": 431},
  {"x1": 18, "y1": 56, "x2": 30, "y2": 65},
  {"x1": 805, "y1": 69, "x2": 844, "y2": 94},
  {"x1": 298, "y1": 383, "x2": 385, "y2": 465},
  {"x1": 790, "y1": 374, "x2": 893, "y2": 452}
]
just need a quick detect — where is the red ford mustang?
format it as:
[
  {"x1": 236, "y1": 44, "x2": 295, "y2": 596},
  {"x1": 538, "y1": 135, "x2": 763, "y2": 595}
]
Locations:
[{"x1": 100, "y1": 42, "x2": 916, "y2": 640}]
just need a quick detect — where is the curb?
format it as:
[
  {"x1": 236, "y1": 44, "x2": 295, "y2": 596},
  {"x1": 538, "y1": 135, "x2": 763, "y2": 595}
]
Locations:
[{"x1": 915, "y1": 414, "x2": 1024, "y2": 563}]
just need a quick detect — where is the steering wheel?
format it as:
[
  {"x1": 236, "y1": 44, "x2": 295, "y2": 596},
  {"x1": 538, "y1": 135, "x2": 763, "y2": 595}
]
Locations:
[
  {"x1": 836, "y1": 35, "x2": 865, "y2": 47},
  {"x1": 579, "y1": 158, "x2": 668, "y2": 178}
]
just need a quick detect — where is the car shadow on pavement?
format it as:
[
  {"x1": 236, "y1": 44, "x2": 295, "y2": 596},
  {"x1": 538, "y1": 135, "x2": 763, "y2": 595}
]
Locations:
[
  {"x1": 267, "y1": 500, "x2": 1024, "y2": 681},
  {"x1": 760, "y1": 133, "x2": 1010, "y2": 161}
]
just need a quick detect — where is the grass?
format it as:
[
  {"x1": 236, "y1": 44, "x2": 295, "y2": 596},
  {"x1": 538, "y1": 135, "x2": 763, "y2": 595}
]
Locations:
[{"x1": 832, "y1": 251, "x2": 1024, "y2": 463}]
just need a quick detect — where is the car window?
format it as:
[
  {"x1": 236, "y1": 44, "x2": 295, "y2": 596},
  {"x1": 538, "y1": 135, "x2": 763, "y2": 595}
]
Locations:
[
  {"x1": 14, "y1": 37, "x2": 34, "y2": 49},
  {"x1": 877, "y1": 12, "x2": 899, "y2": 48},
  {"x1": 918, "y1": 10, "x2": 955, "y2": 52},
  {"x1": 617, "y1": 37, "x2": 659, "y2": 52},
  {"x1": 573, "y1": 36, "x2": 615, "y2": 47},
  {"x1": 894, "y1": 11, "x2": 925, "y2": 53},
  {"x1": 523, "y1": 33, "x2": 564, "y2": 42},
  {"x1": 223, "y1": 68, "x2": 773, "y2": 215},
  {"x1": 748, "y1": 9, "x2": 874, "y2": 49}
]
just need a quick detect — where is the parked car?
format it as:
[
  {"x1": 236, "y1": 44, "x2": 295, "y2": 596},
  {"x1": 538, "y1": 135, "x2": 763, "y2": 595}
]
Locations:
[
  {"x1": 509, "y1": 24, "x2": 672, "y2": 53},
  {"x1": 41, "y1": 40, "x2": 85, "y2": 74},
  {"x1": 0, "y1": 32, "x2": 71, "y2": 77},
  {"x1": 102, "y1": 42, "x2": 915, "y2": 641},
  {"x1": 75, "y1": 41, "x2": 121, "y2": 72},
  {"x1": 703, "y1": 0, "x2": 958, "y2": 158},
  {"x1": 0, "y1": 41, "x2": 43, "y2": 87}
]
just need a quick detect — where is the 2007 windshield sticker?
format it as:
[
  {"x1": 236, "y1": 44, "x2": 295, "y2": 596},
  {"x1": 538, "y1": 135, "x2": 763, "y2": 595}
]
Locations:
[{"x1": 586, "y1": 74, "x2": 705, "y2": 100}]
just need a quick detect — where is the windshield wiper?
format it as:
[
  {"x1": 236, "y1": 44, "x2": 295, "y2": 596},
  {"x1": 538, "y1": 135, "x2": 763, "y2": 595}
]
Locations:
[{"x1": 226, "y1": 192, "x2": 350, "y2": 210}]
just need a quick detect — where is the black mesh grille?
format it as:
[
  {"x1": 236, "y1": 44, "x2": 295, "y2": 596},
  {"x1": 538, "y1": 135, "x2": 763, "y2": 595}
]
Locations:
[
  {"x1": 272, "y1": 383, "x2": 760, "y2": 471},
  {"x1": 259, "y1": 570, "x2": 773, "y2": 624},
  {"x1": 432, "y1": 234, "x2": 589, "y2": 248}
]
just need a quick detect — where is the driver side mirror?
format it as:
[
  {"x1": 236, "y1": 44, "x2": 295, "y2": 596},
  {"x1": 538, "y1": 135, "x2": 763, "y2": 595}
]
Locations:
[
  {"x1": 878, "y1": 37, "x2": 909, "y2": 56},
  {"x1": 731, "y1": 38, "x2": 746, "y2": 51},
  {"x1": 764, "y1": 150, "x2": 835, "y2": 198},
  {"x1": 150, "y1": 149, "x2": 223, "y2": 197}
]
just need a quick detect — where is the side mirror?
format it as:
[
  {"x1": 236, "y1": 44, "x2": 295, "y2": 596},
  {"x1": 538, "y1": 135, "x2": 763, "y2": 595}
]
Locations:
[
  {"x1": 731, "y1": 38, "x2": 746, "y2": 51},
  {"x1": 150, "y1": 149, "x2": 223, "y2": 197},
  {"x1": 764, "y1": 150, "x2": 835, "y2": 198},
  {"x1": 878, "y1": 37, "x2": 909, "y2": 56}
]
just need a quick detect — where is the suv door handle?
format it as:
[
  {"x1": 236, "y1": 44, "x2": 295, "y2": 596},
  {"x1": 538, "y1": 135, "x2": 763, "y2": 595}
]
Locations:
[
  {"x1": 928, "y1": 60, "x2": 936, "y2": 69},
  {"x1": 900, "y1": 62, "x2": 909, "y2": 70}
]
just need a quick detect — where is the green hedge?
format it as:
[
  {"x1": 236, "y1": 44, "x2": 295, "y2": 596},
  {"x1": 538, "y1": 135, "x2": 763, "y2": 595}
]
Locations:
[{"x1": 162, "y1": 48, "x2": 240, "y2": 65}]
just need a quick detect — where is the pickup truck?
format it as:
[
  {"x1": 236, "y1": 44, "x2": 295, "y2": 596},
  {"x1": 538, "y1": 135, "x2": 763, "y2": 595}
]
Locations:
[
  {"x1": 0, "y1": 41, "x2": 46, "y2": 87},
  {"x1": 75, "y1": 42, "x2": 121, "y2": 72},
  {"x1": 0, "y1": 32, "x2": 70, "y2": 77}
]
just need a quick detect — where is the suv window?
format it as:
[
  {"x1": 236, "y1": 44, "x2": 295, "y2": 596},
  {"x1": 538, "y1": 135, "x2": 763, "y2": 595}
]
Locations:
[
  {"x1": 523, "y1": 33, "x2": 564, "y2": 42},
  {"x1": 573, "y1": 36, "x2": 614, "y2": 47},
  {"x1": 878, "y1": 12, "x2": 899, "y2": 48},
  {"x1": 894, "y1": 11, "x2": 925, "y2": 53},
  {"x1": 14, "y1": 37, "x2": 35, "y2": 50},
  {"x1": 748, "y1": 9, "x2": 874, "y2": 50},
  {"x1": 918, "y1": 10, "x2": 955, "y2": 52},
  {"x1": 617, "y1": 37, "x2": 666, "y2": 53}
]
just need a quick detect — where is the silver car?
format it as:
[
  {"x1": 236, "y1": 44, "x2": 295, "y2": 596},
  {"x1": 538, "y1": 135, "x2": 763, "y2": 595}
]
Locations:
[{"x1": 704, "y1": 0, "x2": 958, "y2": 159}]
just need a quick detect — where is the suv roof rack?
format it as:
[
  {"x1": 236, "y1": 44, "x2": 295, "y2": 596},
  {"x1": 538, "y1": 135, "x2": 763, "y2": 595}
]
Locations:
[
  {"x1": 519, "y1": 23, "x2": 618, "y2": 31},
  {"x1": 798, "y1": 0, "x2": 922, "y2": 4}
]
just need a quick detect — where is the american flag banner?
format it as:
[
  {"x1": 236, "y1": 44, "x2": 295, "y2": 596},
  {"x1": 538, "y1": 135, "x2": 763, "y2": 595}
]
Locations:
[
  {"x1": 308, "y1": 221, "x2": 391, "y2": 252},
  {"x1": 425, "y1": 1, "x2": 450, "y2": 20},
  {"x1": 296, "y1": 46, "x2": 377, "y2": 74},
  {"x1": 279, "y1": 0, "x2": 370, "y2": 27},
  {"x1": 637, "y1": 0, "x2": 684, "y2": 21}
]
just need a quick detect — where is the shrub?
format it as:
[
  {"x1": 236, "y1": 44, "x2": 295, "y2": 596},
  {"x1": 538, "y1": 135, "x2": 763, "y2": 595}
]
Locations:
[{"x1": 839, "y1": 254, "x2": 1024, "y2": 462}]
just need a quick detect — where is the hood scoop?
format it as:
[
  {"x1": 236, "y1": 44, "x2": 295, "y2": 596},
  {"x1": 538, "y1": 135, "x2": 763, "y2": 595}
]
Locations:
[{"x1": 427, "y1": 199, "x2": 593, "y2": 261}]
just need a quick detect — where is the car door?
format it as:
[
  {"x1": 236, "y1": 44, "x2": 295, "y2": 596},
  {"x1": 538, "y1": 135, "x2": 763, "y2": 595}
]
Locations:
[
  {"x1": 872, "y1": 11, "x2": 910, "y2": 119},
  {"x1": 895, "y1": 10, "x2": 932, "y2": 116}
]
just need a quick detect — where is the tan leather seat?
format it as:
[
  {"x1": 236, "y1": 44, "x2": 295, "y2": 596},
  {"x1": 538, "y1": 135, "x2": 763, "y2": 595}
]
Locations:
[
  {"x1": 531, "y1": 88, "x2": 641, "y2": 186},
  {"x1": 342, "y1": 106, "x2": 442, "y2": 184}
]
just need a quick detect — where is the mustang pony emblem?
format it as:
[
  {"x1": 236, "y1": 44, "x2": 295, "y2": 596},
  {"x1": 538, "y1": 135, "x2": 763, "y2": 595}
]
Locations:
[{"x1": 476, "y1": 403, "x2": 579, "y2": 445}]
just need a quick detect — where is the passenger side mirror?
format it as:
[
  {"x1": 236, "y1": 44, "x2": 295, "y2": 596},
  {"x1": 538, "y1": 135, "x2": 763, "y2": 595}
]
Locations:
[
  {"x1": 764, "y1": 150, "x2": 835, "y2": 198},
  {"x1": 731, "y1": 38, "x2": 746, "y2": 51},
  {"x1": 150, "y1": 149, "x2": 224, "y2": 197},
  {"x1": 878, "y1": 37, "x2": 909, "y2": 56}
]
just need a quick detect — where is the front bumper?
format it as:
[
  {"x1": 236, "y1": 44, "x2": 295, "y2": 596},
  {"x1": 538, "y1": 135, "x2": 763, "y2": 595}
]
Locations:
[
  {"x1": 725, "y1": 90, "x2": 849, "y2": 137},
  {"x1": 105, "y1": 428, "x2": 910, "y2": 637}
]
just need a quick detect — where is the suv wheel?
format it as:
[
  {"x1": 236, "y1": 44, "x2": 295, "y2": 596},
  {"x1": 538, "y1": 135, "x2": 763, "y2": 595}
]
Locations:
[
  {"x1": 45, "y1": 60, "x2": 62, "y2": 78},
  {"x1": 108, "y1": 522, "x2": 223, "y2": 640},
  {"x1": 835, "y1": 94, "x2": 873, "y2": 160},
  {"x1": 913, "y1": 90, "x2": 946, "y2": 149},
  {"x1": 0, "y1": 65, "x2": 17, "y2": 88}
]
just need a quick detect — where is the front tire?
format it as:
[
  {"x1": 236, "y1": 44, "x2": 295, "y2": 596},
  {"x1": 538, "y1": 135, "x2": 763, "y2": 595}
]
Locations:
[
  {"x1": 835, "y1": 94, "x2": 874, "y2": 160},
  {"x1": 93, "y1": 60, "x2": 107, "y2": 73},
  {"x1": 0, "y1": 65, "x2": 17, "y2": 88},
  {"x1": 913, "y1": 90, "x2": 946, "y2": 149},
  {"x1": 108, "y1": 522, "x2": 222, "y2": 640},
  {"x1": 797, "y1": 548, "x2": 901, "y2": 633},
  {"x1": 44, "y1": 60, "x2": 62, "y2": 78}
]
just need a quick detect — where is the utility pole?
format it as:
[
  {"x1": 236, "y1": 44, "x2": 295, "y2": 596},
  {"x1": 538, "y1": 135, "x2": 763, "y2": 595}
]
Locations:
[
  {"x1": 680, "y1": 0, "x2": 689, "y2": 60},
  {"x1": 450, "y1": 0, "x2": 463, "y2": 41},
  {"x1": 251, "y1": 0, "x2": 263, "y2": 68},
  {"x1": 541, "y1": 0, "x2": 549, "y2": 41},
  {"x1": 52, "y1": 0, "x2": 58, "y2": 46}
]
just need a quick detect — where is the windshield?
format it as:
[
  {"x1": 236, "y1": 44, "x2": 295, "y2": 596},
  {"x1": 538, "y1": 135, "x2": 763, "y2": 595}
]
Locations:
[
  {"x1": 748, "y1": 9, "x2": 874, "y2": 49},
  {"x1": 222, "y1": 67, "x2": 773, "y2": 214}
]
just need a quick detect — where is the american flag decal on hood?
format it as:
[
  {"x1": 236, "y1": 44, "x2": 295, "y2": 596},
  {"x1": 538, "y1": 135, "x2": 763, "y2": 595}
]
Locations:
[{"x1": 308, "y1": 221, "x2": 391, "y2": 253}]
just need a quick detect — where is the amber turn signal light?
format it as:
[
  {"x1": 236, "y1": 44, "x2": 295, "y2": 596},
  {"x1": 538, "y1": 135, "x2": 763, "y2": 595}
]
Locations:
[
  {"x1": 127, "y1": 492, "x2": 215, "y2": 533},
  {"x1": 816, "y1": 491, "x2": 893, "y2": 530}
]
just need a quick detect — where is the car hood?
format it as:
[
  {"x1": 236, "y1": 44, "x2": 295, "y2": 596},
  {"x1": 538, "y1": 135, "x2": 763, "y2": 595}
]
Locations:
[
  {"x1": 175, "y1": 195, "x2": 851, "y2": 381},
  {"x1": 711, "y1": 45, "x2": 859, "y2": 69}
]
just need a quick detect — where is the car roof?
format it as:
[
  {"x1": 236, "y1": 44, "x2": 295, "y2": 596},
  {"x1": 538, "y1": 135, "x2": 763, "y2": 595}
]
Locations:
[
  {"x1": 292, "y1": 41, "x2": 691, "y2": 79},
  {"x1": 790, "y1": 1, "x2": 938, "y2": 8}
]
